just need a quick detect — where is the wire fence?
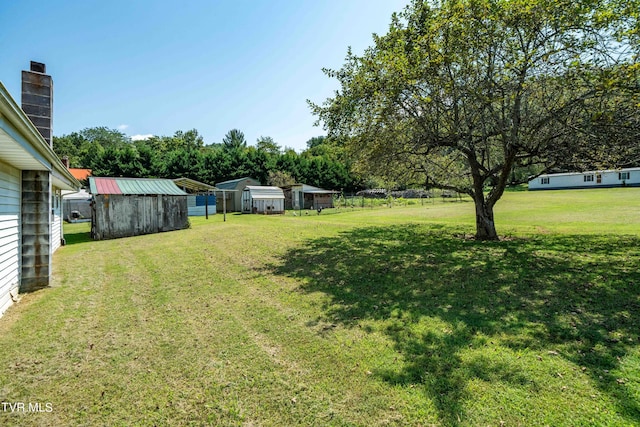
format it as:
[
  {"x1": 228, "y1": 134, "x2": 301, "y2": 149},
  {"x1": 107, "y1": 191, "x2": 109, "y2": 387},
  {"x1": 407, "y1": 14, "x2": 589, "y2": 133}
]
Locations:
[{"x1": 286, "y1": 190, "x2": 468, "y2": 216}]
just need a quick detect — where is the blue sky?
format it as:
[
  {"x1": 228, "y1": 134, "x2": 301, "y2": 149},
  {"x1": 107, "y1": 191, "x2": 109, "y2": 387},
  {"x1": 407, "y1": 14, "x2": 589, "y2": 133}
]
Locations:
[{"x1": 0, "y1": 0, "x2": 407, "y2": 151}]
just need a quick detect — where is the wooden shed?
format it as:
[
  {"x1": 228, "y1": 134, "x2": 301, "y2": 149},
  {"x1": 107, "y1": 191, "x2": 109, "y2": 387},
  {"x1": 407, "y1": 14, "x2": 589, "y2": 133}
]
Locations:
[
  {"x1": 1, "y1": 68, "x2": 80, "y2": 315},
  {"x1": 89, "y1": 177, "x2": 189, "y2": 240}
]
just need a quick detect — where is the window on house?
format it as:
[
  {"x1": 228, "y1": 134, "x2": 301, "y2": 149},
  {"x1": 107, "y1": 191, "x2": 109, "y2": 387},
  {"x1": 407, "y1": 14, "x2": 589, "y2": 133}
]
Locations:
[
  {"x1": 541, "y1": 177, "x2": 549, "y2": 184},
  {"x1": 619, "y1": 172, "x2": 630, "y2": 180},
  {"x1": 584, "y1": 175, "x2": 594, "y2": 182}
]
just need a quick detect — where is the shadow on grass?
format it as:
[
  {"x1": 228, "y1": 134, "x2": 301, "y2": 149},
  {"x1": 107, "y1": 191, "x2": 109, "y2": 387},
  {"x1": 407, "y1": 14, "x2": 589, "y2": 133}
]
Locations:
[
  {"x1": 272, "y1": 224, "x2": 640, "y2": 425},
  {"x1": 64, "y1": 230, "x2": 92, "y2": 245}
]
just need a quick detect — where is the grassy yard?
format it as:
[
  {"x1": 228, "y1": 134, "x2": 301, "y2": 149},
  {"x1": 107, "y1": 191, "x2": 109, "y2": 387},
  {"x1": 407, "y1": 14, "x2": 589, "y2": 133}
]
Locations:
[{"x1": 0, "y1": 188, "x2": 639, "y2": 426}]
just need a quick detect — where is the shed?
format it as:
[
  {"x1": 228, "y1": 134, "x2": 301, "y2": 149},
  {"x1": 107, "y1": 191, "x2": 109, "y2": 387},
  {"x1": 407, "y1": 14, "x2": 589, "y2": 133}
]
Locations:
[
  {"x1": 173, "y1": 177, "x2": 217, "y2": 217},
  {"x1": 282, "y1": 184, "x2": 339, "y2": 210},
  {"x1": 62, "y1": 188, "x2": 92, "y2": 222},
  {"x1": 528, "y1": 167, "x2": 640, "y2": 190},
  {"x1": 89, "y1": 177, "x2": 188, "y2": 240},
  {"x1": 215, "y1": 177, "x2": 260, "y2": 212},
  {"x1": 1, "y1": 67, "x2": 80, "y2": 316},
  {"x1": 241, "y1": 186, "x2": 285, "y2": 214}
]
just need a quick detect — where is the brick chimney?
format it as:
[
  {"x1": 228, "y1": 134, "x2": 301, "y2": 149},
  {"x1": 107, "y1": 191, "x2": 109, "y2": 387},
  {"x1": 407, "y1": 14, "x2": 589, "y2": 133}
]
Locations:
[
  {"x1": 22, "y1": 61, "x2": 53, "y2": 147},
  {"x1": 19, "y1": 62, "x2": 55, "y2": 293}
]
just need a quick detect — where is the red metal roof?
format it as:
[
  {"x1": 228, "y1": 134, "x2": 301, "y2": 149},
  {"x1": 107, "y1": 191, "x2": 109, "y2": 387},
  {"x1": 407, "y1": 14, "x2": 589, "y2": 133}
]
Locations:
[
  {"x1": 95, "y1": 178, "x2": 122, "y2": 194},
  {"x1": 88, "y1": 177, "x2": 187, "y2": 195}
]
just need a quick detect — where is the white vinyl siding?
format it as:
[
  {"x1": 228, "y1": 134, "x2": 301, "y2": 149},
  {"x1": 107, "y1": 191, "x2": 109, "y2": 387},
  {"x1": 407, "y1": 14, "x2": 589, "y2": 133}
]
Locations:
[
  {"x1": 0, "y1": 161, "x2": 21, "y2": 316},
  {"x1": 529, "y1": 168, "x2": 640, "y2": 190},
  {"x1": 51, "y1": 189, "x2": 62, "y2": 253}
]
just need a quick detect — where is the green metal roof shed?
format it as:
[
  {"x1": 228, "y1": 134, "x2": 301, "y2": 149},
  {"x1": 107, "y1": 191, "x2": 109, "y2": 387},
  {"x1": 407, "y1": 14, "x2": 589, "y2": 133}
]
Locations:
[
  {"x1": 89, "y1": 177, "x2": 187, "y2": 196},
  {"x1": 88, "y1": 177, "x2": 189, "y2": 240}
]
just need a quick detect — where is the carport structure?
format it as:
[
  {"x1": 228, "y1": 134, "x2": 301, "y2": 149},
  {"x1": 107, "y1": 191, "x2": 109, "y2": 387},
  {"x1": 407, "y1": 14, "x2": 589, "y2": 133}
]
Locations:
[
  {"x1": 173, "y1": 177, "x2": 217, "y2": 219},
  {"x1": 173, "y1": 177, "x2": 237, "y2": 221}
]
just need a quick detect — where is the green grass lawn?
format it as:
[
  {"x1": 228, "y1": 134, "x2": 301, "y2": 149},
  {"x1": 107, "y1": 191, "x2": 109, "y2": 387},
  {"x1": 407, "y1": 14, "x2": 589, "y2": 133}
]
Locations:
[{"x1": 0, "y1": 188, "x2": 639, "y2": 426}]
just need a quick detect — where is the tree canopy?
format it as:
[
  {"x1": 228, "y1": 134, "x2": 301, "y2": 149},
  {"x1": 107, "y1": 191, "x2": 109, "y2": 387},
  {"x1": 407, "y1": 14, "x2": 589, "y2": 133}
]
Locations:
[
  {"x1": 222, "y1": 129, "x2": 248, "y2": 151},
  {"x1": 53, "y1": 128, "x2": 362, "y2": 192},
  {"x1": 311, "y1": 0, "x2": 639, "y2": 239}
]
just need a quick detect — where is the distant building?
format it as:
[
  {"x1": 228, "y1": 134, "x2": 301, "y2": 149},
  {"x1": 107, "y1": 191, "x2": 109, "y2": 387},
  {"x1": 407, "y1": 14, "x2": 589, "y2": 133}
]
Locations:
[
  {"x1": 282, "y1": 184, "x2": 339, "y2": 209},
  {"x1": 528, "y1": 167, "x2": 640, "y2": 190},
  {"x1": 68, "y1": 167, "x2": 92, "y2": 182},
  {"x1": 62, "y1": 188, "x2": 92, "y2": 222},
  {"x1": 241, "y1": 186, "x2": 285, "y2": 214},
  {"x1": 215, "y1": 177, "x2": 260, "y2": 212}
]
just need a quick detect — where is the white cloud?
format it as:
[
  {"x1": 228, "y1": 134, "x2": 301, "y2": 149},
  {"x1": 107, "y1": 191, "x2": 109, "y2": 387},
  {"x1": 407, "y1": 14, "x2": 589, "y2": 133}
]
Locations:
[
  {"x1": 117, "y1": 124, "x2": 129, "y2": 131},
  {"x1": 130, "y1": 134, "x2": 154, "y2": 141}
]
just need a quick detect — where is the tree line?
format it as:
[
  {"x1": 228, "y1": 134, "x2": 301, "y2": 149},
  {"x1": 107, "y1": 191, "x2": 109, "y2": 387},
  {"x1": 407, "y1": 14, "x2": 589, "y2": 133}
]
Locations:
[{"x1": 53, "y1": 128, "x2": 362, "y2": 192}]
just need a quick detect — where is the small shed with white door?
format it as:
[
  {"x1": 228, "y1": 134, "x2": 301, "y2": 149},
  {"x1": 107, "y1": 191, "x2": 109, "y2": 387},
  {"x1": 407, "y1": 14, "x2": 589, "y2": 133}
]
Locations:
[
  {"x1": 215, "y1": 177, "x2": 260, "y2": 212},
  {"x1": 241, "y1": 186, "x2": 285, "y2": 214}
]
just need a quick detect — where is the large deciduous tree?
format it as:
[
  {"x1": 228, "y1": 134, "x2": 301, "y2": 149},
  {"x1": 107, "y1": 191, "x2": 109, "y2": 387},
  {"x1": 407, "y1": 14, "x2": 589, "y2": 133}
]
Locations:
[{"x1": 311, "y1": 0, "x2": 639, "y2": 240}]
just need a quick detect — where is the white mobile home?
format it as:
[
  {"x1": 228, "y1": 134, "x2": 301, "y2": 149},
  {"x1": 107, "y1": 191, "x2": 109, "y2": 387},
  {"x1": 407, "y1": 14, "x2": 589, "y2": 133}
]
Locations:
[{"x1": 528, "y1": 168, "x2": 640, "y2": 190}]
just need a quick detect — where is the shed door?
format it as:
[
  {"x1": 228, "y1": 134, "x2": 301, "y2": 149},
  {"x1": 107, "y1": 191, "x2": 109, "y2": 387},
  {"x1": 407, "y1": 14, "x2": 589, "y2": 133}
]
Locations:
[{"x1": 0, "y1": 162, "x2": 21, "y2": 316}]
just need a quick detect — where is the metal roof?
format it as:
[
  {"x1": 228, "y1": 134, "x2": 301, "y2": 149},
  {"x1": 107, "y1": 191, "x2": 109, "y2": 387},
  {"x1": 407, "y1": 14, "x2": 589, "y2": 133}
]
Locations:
[
  {"x1": 62, "y1": 188, "x2": 92, "y2": 200},
  {"x1": 173, "y1": 177, "x2": 217, "y2": 193},
  {"x1": 281, "y1": 183, "x2": 339, "y2": 194},
  {"x1": 89, "y1": 177, "x2": 188, "y2": 195},
  {"x1": 244, "y1": 185, "x2": 285, "y2": 199},
  {"x1": 301, "y1": 184, "x2": 339, "y2": 194},
  {"x1": 216, "y1": 177, "x2": 260, "y2": 189}
]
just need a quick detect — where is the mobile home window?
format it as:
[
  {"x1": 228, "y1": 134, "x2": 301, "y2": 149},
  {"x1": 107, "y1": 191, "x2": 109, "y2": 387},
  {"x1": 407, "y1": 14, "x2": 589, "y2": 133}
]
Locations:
[
  {"x1": 584, "y1": 175, "x2": 594, "y2": 182},
  {"x1": 541, "y1": 177, "x2": 549, "y2": 185},
  {"x1": 619, "y1": 172, "x2": 630, "y2": 180}
]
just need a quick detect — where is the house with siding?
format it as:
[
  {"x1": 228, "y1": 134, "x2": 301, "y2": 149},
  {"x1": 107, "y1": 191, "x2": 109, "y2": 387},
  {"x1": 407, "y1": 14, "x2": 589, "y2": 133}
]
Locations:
[
  {"x1": 528, "y1": 167, "x2": 640, "y2": 190},
  {"x1": 0, "y1": 63, "x2": 79, "y2": 316}
]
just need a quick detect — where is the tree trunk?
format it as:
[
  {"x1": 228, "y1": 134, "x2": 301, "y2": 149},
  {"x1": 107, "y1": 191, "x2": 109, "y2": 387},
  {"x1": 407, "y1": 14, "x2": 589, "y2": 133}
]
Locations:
[{"x1": 473, "y1": 196, "x2": 499, "y2": 240}]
